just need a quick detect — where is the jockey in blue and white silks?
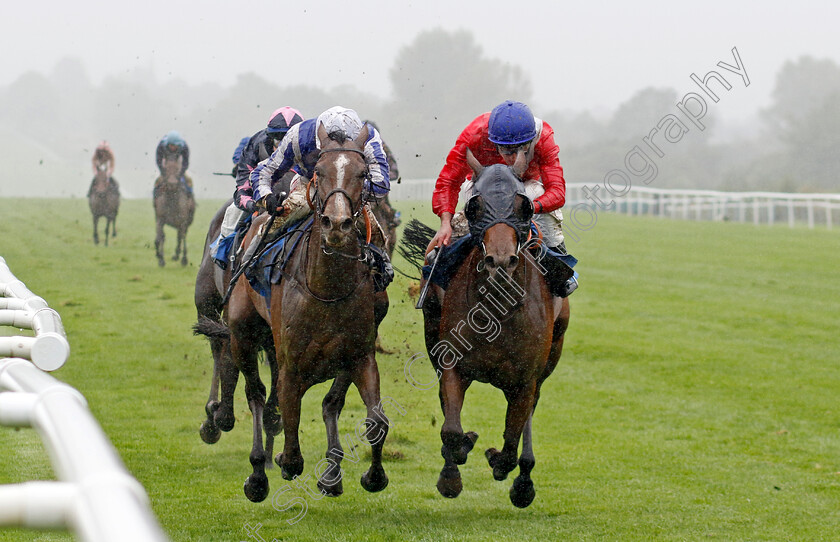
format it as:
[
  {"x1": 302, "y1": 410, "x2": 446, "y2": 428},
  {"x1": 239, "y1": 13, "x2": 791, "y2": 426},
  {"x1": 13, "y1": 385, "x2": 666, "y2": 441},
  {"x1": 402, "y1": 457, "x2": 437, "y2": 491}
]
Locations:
[{"x1": 251, "y1": 106, "x2": 390, "y2": 204}]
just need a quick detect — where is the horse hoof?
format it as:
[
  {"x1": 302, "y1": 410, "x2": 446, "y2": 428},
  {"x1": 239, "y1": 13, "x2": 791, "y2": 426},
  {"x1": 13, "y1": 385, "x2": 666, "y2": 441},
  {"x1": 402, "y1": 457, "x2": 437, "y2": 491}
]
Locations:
[
  {"x1": 509, "y1": 476, "x2": 535, "y2": 508},
  {"x1": 360, "y1": 468, "x2": 389, "y2": 493},
  {"x1": 244, "y1": 473, "x2": 269, "y2": 503},
  {"x1": 158, "y1": 259, "x2": 165, "y2": 267},
  {"x1": 172, "y1": 254, "x2": 179, "y2": 261},
  {"x1": 181, "y1": 259, "x2": 188, "y2": 267},
  {"x1": 453, "y1": 431, "x2": 478, "y2": 464},
  {"x1": 199, "y1": 419, "x2": 221, "y2": 444},
  {"x1": 318, "y1": 477, "x2": 344, "y2": 497},
  {"x1": 214, "y1": 408, "x2": 235, "y2": 432},
  {"x1": 436, "y1": 465, "x2": 462, "y2": 498},
  {"x1": 485, "y1": 448, "x2": 514, "y2": 481},
  {"x1": 276, "y1": 453, "x2": 304, "y2": 481}
]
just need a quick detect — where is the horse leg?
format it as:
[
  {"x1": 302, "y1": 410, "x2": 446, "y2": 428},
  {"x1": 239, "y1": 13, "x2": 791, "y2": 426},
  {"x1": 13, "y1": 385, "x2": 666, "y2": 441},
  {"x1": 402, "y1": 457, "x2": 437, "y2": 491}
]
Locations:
[
  {"x1": 155, "y1": 220, "x2": 165, "y2": 267},
  {"x1": 243, "y1": 368, "x2": 269, "y2": 502},
  {"x1": 229, "y1": 311, "x2": 269, "y2": 502},
  {"x1": 103, "y1": 217, "x2": 110, "y2": 247},
  {"x1": 262, "y1": 337, "x2": 280, "y2": 469},
  {"x1": 486, "y1": 384, "x2": 536, "y2": 482},
  {"x1": 92, "y1": 215, "x2": 100, "y2": 245},
  {"x1": 352, "y1": 354, "x2": 389, "y2": 493},
  {"x1": 437, "y1": 369, "x2": 476, "y2": 498},
  {"x1": 172, "y1": 226, "x2": 182, "y2": 262},
  {"x1": 509, "y1": 412, "x2": 537, "y2": 508},
  {"x1": 198, "y1": 336, "x2": 226, "y2": 444},
  {"x1": 275, "y1": 365, "x2": 306, "y2": 481},
  {"x1": 317, "y1": 371, "x2": 353, "y2": 497},
  {"x1": 179, "y1": 225, "x2": 188, "y2": 266}
]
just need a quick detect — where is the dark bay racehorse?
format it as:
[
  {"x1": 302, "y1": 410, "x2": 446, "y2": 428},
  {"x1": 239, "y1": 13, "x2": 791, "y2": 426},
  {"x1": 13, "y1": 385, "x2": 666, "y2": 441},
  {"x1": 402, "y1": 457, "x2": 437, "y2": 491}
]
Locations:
[
  {"x1": 89, "y1": 163, "x2": 119, "y2": 246},
  {"x1": 416, "y1": 150, "x2": 570, "y2": 508},
  {"x1": 154, "y1": 154, "x2": 195, "y2": 266},
  {"x1": 226, "y1": 123, "x2": 390, "y2": 502},
  {"x1": 192, "y1": 200, "x2": 280, "y2": 502}
]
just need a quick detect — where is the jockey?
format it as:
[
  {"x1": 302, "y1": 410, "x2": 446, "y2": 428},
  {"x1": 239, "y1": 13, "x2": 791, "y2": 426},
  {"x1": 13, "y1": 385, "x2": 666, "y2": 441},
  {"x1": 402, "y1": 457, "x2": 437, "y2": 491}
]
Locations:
[
  {"x1": 92, "y1": 140, "x2": 115, "y2": 177},
  {"x1": 250, "y1": 106, "x2": 390, "y2": 235},
  {"x1": 235, "y1": 107, "x2": 305, "y2": 214},
  {"x1": 154, "y1": 130, "x2": 192, "y2": 198},
  {"x1": 210, "y1": 107, "x2": 305, "y2": 267},
  {"x1": 88, "y1": 140, "x2": 119, "y2": 196},
  {"x1": 429, "y1": 100, "x2": 577, "y2": 296}
]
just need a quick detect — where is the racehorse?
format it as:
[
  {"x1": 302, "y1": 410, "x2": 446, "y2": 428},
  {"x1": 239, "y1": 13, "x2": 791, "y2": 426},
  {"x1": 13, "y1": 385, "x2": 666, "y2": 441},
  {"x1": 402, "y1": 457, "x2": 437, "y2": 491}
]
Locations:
[
  {"x1": 413, "y1": 150, "x2": 570, "y2": 508},
  {"x1": 89, "y1": 162, "x2": 119, "y2": 246},
  {"x1": 225, "y1": 123, "x2": 391, "y2": 501},
  {"x1": 154, "y1": 153, "x2": 195, "y2": 266},
  {"x1": 192, "y1": 199, "x2": 280, "y2": 502}
]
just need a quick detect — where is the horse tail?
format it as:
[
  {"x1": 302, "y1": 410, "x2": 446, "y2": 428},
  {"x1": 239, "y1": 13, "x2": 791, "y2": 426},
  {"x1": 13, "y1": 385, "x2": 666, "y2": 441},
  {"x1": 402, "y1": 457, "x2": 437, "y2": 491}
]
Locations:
[
  {"x1": 192, "y1": 315, "x2": 230, "y2": 340},
  {"x1": 397, "y1": 218, "x2": 436, "y2": 273}
]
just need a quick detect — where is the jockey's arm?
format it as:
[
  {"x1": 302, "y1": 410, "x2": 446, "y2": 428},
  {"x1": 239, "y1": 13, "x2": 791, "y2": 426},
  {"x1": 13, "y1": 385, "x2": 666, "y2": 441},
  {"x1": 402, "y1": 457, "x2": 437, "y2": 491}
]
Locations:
[
  {"x1": 253, "y1": 140, "x2": 295, "y2": 204},
  {"x1": 364, "y1": 127, "x2": 391, "y2": 198},
  {"x1": 531, "y1": 127, "x2": 566, "y2": 213}
]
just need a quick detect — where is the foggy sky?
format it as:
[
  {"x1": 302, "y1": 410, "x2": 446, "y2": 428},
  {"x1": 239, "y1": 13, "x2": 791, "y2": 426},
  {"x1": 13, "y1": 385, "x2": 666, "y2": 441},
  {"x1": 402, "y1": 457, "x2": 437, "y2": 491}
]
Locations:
[{"x1": 3, "y1": 0, "x2": 839, "y2": 121}]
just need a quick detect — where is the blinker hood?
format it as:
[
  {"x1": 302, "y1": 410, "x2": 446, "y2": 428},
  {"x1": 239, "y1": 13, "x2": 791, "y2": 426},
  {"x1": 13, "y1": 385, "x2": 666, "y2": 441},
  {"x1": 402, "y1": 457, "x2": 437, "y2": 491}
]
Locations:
[{"x1": 465, "y1": 164, "x2": 533, "y2": 245}]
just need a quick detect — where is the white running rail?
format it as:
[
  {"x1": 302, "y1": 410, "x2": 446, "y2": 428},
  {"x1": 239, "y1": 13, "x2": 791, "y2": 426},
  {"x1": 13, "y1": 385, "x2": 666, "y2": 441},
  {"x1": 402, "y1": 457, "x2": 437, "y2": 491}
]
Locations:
[
  {"x1": 0, "y1": 256, "x2": 169, "y2": 542},
  {"x1": 390, "y1": 180, "x2": 840, "y2": 230}
]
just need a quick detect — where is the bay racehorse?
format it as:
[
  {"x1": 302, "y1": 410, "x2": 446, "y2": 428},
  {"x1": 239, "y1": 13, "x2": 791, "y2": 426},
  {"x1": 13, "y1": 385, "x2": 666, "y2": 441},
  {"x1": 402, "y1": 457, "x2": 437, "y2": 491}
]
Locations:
[
  {"x1": 416, "y1": 150, "x2": 570, "y2": 508},
  {"x1": 88, "y1": 162, "x2": 119, "y2": 246},
  {"x1": 226, "y1": 123, "x2": 390, "y2": 502},
  {"x1": 154, "y1": 153, "x2": 195, "y2": 266}
]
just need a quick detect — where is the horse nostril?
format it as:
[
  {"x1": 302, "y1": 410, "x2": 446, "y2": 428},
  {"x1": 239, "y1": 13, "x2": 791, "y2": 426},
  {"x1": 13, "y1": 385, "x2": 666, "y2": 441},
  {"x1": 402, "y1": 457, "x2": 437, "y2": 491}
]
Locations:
[
  {"x1": 339, "y1": 217, "x2": 353, "y2": 233},
  {"x1": 320, "y1": 216, "x2": 332, "y2": 231},
  {"x1": 508, "y1": 255, "x2": 519, "y2": 268},
  {"x1": 484, "y1": 255, "x2": 495, "y2": 269}
]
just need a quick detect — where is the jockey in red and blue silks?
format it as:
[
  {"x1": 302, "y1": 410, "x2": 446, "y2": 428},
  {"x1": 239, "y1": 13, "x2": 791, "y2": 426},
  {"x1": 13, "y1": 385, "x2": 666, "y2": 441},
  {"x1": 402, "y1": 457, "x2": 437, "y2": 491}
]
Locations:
[
  {"x1": 430, "y1": 100, "x2": 577, "y2": 296},
  {"x1": 431, "y1": 100, "x2": 567, "y2": 248}
]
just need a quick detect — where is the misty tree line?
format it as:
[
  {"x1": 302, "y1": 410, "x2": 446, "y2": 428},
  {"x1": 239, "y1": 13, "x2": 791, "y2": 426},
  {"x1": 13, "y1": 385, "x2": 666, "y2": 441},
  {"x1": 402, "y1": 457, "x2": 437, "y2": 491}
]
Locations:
[{"x1": 1, "y1": 29, "x2": 837, "y2": 198}]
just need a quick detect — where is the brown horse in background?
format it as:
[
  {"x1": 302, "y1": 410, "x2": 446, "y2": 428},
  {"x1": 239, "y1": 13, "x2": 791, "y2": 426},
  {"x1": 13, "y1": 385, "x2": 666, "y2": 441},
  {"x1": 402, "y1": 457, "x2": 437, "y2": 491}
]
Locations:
[
  {"x1": 419, "y1": 151, "x2": 570, "y2": 508},
  {"x1": 154, "y1": 154, "x2": 195, "y2": 266},
  {"x1": 225, "y1": 123, "x2": 390, "y2": 502},
  {"x1": 88, "y1": 163, "x2": 119, "y2": 246},
  {"x1": 192, "y1": 200, "x2": 280, "y2": 502}
]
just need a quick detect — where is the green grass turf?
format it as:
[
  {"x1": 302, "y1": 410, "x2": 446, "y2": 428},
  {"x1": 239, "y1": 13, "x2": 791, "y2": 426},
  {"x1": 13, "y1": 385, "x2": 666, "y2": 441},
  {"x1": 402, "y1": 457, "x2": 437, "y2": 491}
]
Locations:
[{"x1": 1, "y1": 198, "x2": 839, "y2": 541}]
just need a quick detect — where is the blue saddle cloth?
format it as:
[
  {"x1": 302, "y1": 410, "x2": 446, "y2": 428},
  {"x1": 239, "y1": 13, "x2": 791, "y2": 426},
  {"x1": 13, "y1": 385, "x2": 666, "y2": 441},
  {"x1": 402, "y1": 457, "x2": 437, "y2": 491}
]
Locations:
[
  {"x1": 423, "y1": 223, "x2": 578, "y2": 291},
  {"x1": 210, "y1": 214, "x2": 253, "y2": 269},
  {"x1": 245, "y1": 216, "x2": 313, "y2": 299}
]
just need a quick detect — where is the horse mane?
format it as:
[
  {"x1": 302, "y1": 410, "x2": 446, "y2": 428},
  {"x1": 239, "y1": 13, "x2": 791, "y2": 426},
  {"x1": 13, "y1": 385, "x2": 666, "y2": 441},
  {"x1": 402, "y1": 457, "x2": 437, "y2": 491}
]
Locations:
[{"x1": 397, "y1": 219, "x2": 436, "y2": 273}]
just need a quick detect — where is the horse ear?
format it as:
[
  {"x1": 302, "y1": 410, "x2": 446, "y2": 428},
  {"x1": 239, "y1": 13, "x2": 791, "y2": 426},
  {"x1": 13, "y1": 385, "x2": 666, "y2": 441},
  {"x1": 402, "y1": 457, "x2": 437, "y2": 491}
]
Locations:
[
  {"x1": 465, "y1": 195, "x2": 485, "y2": 223},
  {"x1": 514, "y1": 194, "x2": 534, "y2": 222},
  {"x1": 512, "y1": 150, "x2": 528, "y2": 179},
  {"x1": 353, "y1": 124, "x2": 370, "y2": 149},
  {"x1": 465, "y1": 148, "x2": 483, "y2": 178},
  {"x1": 317, "y1": 122, "x2": 329, "y2": 147}
]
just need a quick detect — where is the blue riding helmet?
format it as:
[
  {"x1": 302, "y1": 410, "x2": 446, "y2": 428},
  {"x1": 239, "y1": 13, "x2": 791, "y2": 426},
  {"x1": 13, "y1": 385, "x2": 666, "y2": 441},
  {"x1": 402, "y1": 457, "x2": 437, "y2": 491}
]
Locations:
[
  {"x1": 488, "y1": 100, "x2": 536, "y2": 145},
  {"x1": 163, "y1": 130, "x2": 186, "y2": 148}
]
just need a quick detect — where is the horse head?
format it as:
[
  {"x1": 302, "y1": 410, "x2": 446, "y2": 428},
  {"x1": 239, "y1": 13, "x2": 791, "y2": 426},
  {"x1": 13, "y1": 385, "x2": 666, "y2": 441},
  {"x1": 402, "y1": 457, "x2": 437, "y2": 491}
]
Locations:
[
  {"x1": 313, "y1": 123, "x2": 371, "y2": 251},
  {"x1": 162, "y1": 152, "x2": 182, "y2": 182},
  {"x1": 464, "y1": 149, "x2": 533, "y2": 278}
]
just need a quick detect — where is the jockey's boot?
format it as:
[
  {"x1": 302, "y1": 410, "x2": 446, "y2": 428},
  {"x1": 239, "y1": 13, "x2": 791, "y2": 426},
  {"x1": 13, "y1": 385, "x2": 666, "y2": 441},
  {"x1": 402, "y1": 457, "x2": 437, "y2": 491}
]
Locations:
[{"x1": 547, "y1": 243, "x2": 579, "y2": 298}]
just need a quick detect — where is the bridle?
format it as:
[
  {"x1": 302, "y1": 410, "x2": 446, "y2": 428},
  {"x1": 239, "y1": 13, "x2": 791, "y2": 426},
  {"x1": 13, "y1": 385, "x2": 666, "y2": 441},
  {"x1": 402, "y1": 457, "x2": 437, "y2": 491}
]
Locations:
[{"x1": 306, "y1": 147, "x2": 371, "y2": 220}]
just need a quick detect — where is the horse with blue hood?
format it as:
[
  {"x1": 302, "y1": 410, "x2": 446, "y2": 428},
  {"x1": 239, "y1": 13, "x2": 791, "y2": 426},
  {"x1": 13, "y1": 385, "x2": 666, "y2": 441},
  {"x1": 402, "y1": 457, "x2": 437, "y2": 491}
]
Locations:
[{"x1": 409, "y1": 148, "x2": 573, "y2": 509}]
